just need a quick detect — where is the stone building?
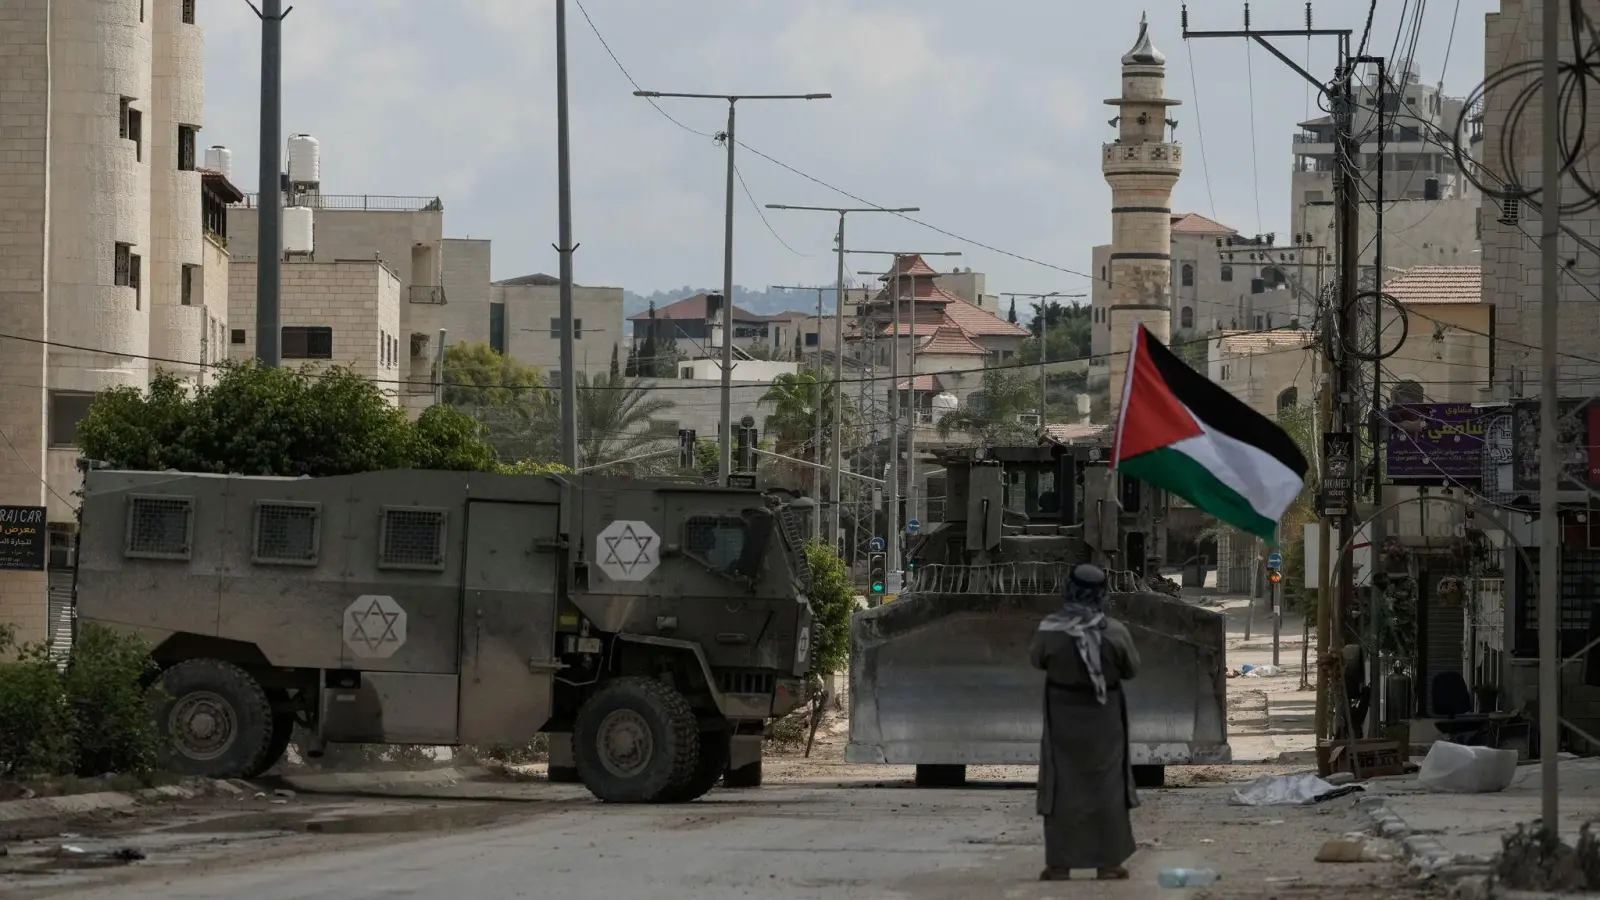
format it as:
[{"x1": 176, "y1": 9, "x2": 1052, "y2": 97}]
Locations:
[{"x1": 0, "y1": 0, "x2": 237, "y2": 643}]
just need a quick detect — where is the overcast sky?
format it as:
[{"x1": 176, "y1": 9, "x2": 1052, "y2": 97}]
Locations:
[{"x1": 201, "y1": 0, "x2": 1496, "y2": 299}]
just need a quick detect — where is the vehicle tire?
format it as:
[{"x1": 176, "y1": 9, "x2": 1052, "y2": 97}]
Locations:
[
  {"x1": 659, "y1": 731, "x2": 729, "y2": 803},
  {"x1": 573, "y1": 677, "x2": 699, "y2": 803},
  {"x1": 147, "y1": 659, "x2": 274, "y2": 779},
  {"x1": 914, "y1": 764, "x2": 967, "y2": 788},
  {"x1": 244, "y1": 714, "x2": 295, "y2": 778},
  {"x1": 1132, "y1": 764, "x2": 1166, "y2": 789},
  {"x1": 547, "y1": 766, "x2": 581, "y2": 784},
  {"x1": 722, "y1": 759, "x2": 762, "y2": 789}
]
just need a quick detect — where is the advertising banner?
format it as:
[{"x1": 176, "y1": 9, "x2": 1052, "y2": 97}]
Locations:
[{"x1": 1385, "y1": 403, "x2": 1490, "y2": 481}]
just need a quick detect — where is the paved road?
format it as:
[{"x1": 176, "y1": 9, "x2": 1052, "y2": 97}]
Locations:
[{"x1": 15, "y1": 776, "x2": 1430, "y2": 900}]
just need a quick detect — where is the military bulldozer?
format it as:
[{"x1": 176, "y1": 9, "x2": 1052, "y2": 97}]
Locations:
[
  {"x1": 73, "y1": 468, "x2": 815, "y2": 803},
  {"x1": 847, "y1": 442, "x2": 1229, "y2": 788}
]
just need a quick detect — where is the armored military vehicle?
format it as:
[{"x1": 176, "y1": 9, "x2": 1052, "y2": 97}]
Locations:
[
  {"x1": 74, "y1": 467, "x2": 814, "y2": 804},
  {"x1": 847, "y1": 442, "x2": 1229, "y2": 787}
]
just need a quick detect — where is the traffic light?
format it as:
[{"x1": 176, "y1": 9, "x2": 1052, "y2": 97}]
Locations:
[
  {"x1": 1268, "y1": 570, "x2": 1283, "y2": 584},
  {"x1": 867, "y1": 552, "x2": 886, "y2": 594}
]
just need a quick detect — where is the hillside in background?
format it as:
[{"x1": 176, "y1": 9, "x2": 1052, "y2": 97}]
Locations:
[{"x1": 622, "y1": 285, "x2": 844, "y2": 328}]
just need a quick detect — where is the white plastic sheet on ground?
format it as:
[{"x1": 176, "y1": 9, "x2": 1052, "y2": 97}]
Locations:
[
  {"x1": 1416, "y1": 741, "x2": 1518, "y2": 793},
  {"x1": 1229, "y1": 773, "x2": 1365, "y2": 806}
]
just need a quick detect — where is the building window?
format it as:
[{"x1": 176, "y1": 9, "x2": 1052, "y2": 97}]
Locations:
[
  {"x1": 1220, "y1": 264, "x2": 1233, "y2": 282},
  {"x1": 1393, "y1": 380, "x2": 1425, "y2": 406},
  {"x1": 1277, "y1": 387, "x2": 1299, "y2": 411},
  {"x1": 548, "y1": 317, "x2": 584, "y2": 340},
  {"x1": 1181, "y1": 263, "x2": 1195, "y2": 287},
  {"x1": 1221, "y1": 365, "x2": 1231, "y2": 380},
  {"x1": 1100, "y1": 266, "x2": 1106, "y2": 283},
  {"x1": 1254, "y1": 315, "x2": 1263, "y2": 330},
  {"x1": 281, "y1": 326, "x2": 333, "y2": 359},
  {"x1": 120, "y1": 100, "x2": 142, "y2": 162},
  {"x1": 181, "y1": 0, "x2": 195, "y2": 23},
  {"x1": 49, "y1": 391, "x2": 95, "y2": 447},
  {"x1": 177, "y1": 125, "x2": 196, "y2": 171},
  {"x1": 1180, "y1": 306, "x2": 1194, "y2": 329},
  {"x1": 805, "y1": 332, "x2": 818, "y2": 347},
  {"x1": 231, "y1": 329, "x2": 246, "y2": 345},
  {"x1": 681, "y1": 367, "x2": 693, "y2": 379},
  {"x1": 138, "y1": 0, "x2": 144, "y2": 22},
  {"x1": 180, "y1": 264, "x2": 197, "y2": 306},
  {"x1": 114, "y1": 243, "x2": 132, "y2": 286},
  {"x1": 490, "y1": 302, "x2": 506, "y2": 354}
]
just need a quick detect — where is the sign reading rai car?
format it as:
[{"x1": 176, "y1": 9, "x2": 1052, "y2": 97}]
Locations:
[{"x1": 0, "y1": 505, "x2": 45, "y2": 572}]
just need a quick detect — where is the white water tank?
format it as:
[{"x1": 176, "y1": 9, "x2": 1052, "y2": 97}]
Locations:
[
  {"x1": 287, "y1": 134, "x2": 321, "y2": 186},
  {"x1": 283, "y1": 206, "x2": 314, "y2": 256},
  {"x1": 204, "y1": 145, "x2": 233, "y2": 180},
  {"x1": 930, "y1": 391, "x2": 959, "y2": 421}
]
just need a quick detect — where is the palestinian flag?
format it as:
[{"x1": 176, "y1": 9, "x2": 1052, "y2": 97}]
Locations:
[{"x1": 1113, "y1": 325, "x2": 1308, "y2": 545}]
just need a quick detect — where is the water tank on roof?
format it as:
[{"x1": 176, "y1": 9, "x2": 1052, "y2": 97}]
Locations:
[
  {"x1": 283, "y1": 206, "x2": 314, "y2": 256},
  {"x1": 204, "y1": 145, "x2": 232, "y2": 180},
  {"x1": 930, "y1": 391, "x2": 959, "y2": 421},
  {"x1": 287, "y1": 134, "x2": 321, "y2": 187}
]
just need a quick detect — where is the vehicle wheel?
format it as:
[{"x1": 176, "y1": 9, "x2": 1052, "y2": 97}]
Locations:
[
  {"x1": 147, "y1": 659, "x2": 274, "y2": 779},
  {"x1": 914, "y1": 764, "x2": 967, "y2": 788},
  {"x1": 573, "y1": 677, "x2": 699, "y2": 803},
  {"x1": 547, "y1": 766, "x2": 581, "y2": 784},
  {"x1": 1132, "y1": 765, "x2": 1166, "y2": 788},
  {"x1": 244, "y1": 714, "x2": 295, "y2": 778},
  {"x1": 723, "y1": 759, "x2": 762, "y2": 789},
  {"x1": 659, "y1": 731, "x2": 729, "y2": 802}
]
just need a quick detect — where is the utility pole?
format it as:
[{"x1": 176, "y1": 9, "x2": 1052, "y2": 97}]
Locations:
[
  {"x1": 1360, "y1": 54, "x2": 1388, "y2": 738},
  {"x1": 250, "y1": 0, "x2": 291, "y2": 367},
  {"x1": 1182, "y1": 4, "x2": 1355, "y2": 762},
  {"x1": 850, "y1": 250, "x2": 961, "y2": 571},
  {"x1": 766, "y1": 204, "x2": 920, "y2": 544},
  {"x1": 771, "y1": 284, "x2": 834, "y2": 539},
  {"x1": 1000, "y1": 291, "x2": 1086, "y2": 420},
  {"x1": 634, "y1": 91, "x2": 832, "y2": 480},
  {"x1": 554, "y1": 0, "x2": 579, "y2": 469},
  {"x1": 1538, "y1": 0, "x2": 1561, "y2": 829}
]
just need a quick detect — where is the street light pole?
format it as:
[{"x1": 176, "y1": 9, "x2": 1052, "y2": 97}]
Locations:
[
  {"x1": 555, "y1": 0, "x2": 579, "y2": 469},
  {"x1": 766, "y1": 205, "x2": 920, "y2": 545},
  {"x1": 635, "y1": 91, "x2": 832, "y2": 481},
  {"x1": 1000, "y1": 291, "x2": 1086, "y2": 421},
  {"x1": 251, "y1": 0, "x2": 290, "y2": 367}
]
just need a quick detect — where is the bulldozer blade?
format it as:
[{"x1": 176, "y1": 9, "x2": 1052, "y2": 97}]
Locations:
[{"x1": 846, "y1": 590, "x2": 1230, "y2": 767}]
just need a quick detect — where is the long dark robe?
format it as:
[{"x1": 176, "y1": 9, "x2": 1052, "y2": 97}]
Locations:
[{"x1": 1029, "y1": 616, "x2": 1141, "y2": 871}]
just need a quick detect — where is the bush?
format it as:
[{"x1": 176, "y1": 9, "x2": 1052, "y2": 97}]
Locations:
[
  {"x1": 803, "y1": 540, "x2": 854, "y2": 676},
  {"x1": 0, "y1": 623, "x2": 160, "y2": 780}
]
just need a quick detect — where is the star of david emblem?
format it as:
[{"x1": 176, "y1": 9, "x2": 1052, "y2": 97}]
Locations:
[
  {"x1": 343, "y1": 595, "x2": 407, "y2": 659},
  {"x1": 595, "y1": 520, "x2": 661, "y2": 582}
]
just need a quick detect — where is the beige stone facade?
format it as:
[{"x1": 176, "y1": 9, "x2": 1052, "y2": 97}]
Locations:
[
  {"x1": 1101, "y1": 17, "x2": 1182, "y2": 417},
  {"x1": 228, "y1": 260, "x2": 402, "y2": 399},
  {"x1": 0, "y1": 0, "x2": 226, "y2": 642}
]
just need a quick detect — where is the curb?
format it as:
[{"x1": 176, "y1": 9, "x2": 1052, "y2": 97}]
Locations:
[
  {"x1": 267, "y1": 765, "x2": 493, "y2": 794},
  {"x1": 0, "y1": 780, "x2": 221, "y2": 825},
  {"x1": 1357, "y1": 796, "x2": 1496, "y2": 882}
]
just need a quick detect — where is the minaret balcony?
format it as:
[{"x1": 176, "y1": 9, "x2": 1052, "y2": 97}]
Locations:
[{"x1": 1101, "y1": 141, "x2": 1183, "y2": 174}]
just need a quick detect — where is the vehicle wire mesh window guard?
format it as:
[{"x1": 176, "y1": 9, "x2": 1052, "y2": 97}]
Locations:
[
  {"x1": 378, "y1": 508, "x2": 447, "y2": 570},
  {"x1": 684, "y1": 515, "x2": 746, "y2": 571},
  {"x1": 253, "y1": 502, "x2": 321, "y2": 565},
  {"x1": 125, "y1": 496, "x2": 194, "y2": 560}
]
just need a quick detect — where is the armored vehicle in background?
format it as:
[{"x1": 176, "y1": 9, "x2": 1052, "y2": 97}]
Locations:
[
  {"x1": 847, "y1": 443, "x2": 1229, "y2": 787},
  {"x1": 74, "y1": 468, "x2": 814, "y2": 804}
]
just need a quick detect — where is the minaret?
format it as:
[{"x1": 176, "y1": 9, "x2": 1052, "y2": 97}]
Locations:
[{"x1": 1104, "y1": 13, "x2": 1182, "y2": 419}]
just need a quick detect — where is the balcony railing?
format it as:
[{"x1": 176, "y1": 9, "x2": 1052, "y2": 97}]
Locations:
[
  {"x1": 409, "y1": 285, "x2": 446, "y2": 305},
  {"x1": 235, "y1": 193, "x2": 444, "y2": 212}
]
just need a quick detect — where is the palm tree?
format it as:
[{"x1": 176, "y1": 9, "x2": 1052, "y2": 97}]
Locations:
[
  {"x1": 936, "y1": 368, "x2": 1037, "y2": 445},
  {"x1": 759, "y1": 373, "x2": 854, "y2": 486},
  {"x1": 519, "y1": 371, "x2": 677, "y2": 470}
]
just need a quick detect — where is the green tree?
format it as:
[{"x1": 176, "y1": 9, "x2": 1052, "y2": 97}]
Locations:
[
  {"x1": 936, "y1": 369, "x2": 1038, "y2": 444},
  {"x1": 758, "y1": 373, "x2": 853, "y2": 487},
  {"x1": 803, "y1": 540, "x2": 854, "y2": 676},
  {"x1": 442, "y1": 343, "x2": 551, "y2": 463},
  {"x1": 77, "y1": 362, "x2": 501, "y2": 477}
]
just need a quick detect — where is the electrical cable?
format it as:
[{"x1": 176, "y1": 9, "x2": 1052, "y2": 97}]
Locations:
[
  {"x1": 1183, "y1": 37, "x2": 1220, "y2": 220},
  {"x1": 1245, "y1": 39, "x2": 1265, "y2": 234}
]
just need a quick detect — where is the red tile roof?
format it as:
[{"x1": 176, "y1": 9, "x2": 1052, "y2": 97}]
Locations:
[
  {"x1": 627, "y1": 292, "x2": 770, "y2": 322},
  {"x1": 897, "y1": 374, "x2": 942, "y2": 391},
  {"x1": 881, "y1": 254, "x2": 946, "y2": 279},
  {"x1": 198, "y1": 168, "x2": 245, "y2": 203},
  {"x1": 1381, "y1": 265, "x2": 1482, "y2": 305},
  {"x1": 1170, "y1": 212, "x2": 1238, "y2": 235},
  {"x1": 919, "y1": 326, "x2": 989, "y2": 356},
  {"x1": 940, "y1": 296, "x2": 1031, "y2": 337},
  {"x1": 1041, "y1": 423, "x2": 1114, "y2": 446}
]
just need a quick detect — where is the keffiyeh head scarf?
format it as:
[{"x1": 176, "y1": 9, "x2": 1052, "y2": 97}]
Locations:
[{"x1": 1038, "y1": 564, "x2": 1111, "y2": 704}]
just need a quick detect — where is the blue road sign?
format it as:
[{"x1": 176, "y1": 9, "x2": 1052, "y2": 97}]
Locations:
[
  {"x1": 868, "y1": 536, "x2": 886, "y2": 552},
  {"x1": 1266, "y1": 552, "x2": 1283, "y2": 569},
  {"x1": 906, "y1": 519, "x2": 921, "y2": 534}
]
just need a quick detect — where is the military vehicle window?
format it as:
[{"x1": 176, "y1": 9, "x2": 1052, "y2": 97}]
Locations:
[
  {"x1": 253, "y1": 501, "x2": 321, "y2": 566},
  {"x1": 1004, "y1": 467, "x2": 1059, "y2": 519},
  {"x1": 683, "y1": 515, "x2": 747, "y2": 572},
  {"x1": 125, "y1": 495, "x2": 194, "y2": 560},
  {"x1": 377, "y1": 507, "x2": 447, "y2": 571}
]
